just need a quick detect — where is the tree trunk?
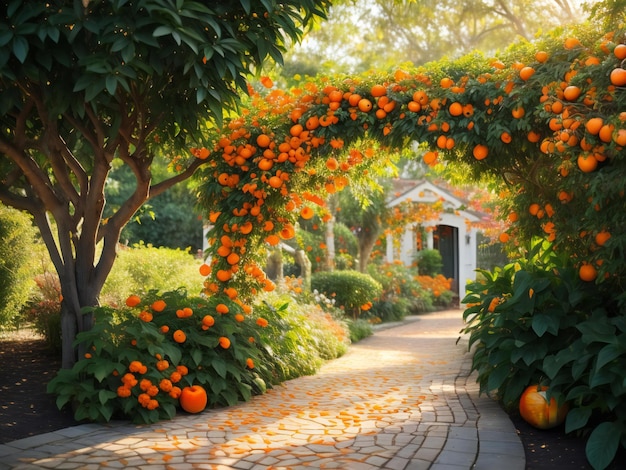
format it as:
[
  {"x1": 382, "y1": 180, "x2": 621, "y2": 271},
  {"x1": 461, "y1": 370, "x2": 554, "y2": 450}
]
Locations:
[
  {"x1": 325, "y1": 215, "x2": 336, "y2": 271},
  {"x1": 357, "y1": 226, "x2": 381, "y2": 273}
]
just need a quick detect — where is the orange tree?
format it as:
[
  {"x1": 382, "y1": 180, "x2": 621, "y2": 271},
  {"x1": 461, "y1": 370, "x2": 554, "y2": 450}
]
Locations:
[{"x1": 194, "y1": 24, "x2": 626, "y2": 468}]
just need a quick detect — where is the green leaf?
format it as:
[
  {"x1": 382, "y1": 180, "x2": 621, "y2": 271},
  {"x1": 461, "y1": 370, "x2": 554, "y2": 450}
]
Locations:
[
  {"x1": 12, "y1": 36, "x2": 29, "y2": 63},
  {"x1": 531, "y1": 313, "x2": 559, "y2": 337},
  {"x1": 585, "y1": 422, "x2": 620, "y2": 470},
  {"x1": 486, "y1": 363, "x2": 510, "y2": 392},
  {"x1": 105, "y1": 75, "x2": 118, "y2": 95},
  {"x1": 153, "y1": 25, "x2": 173, "y2": 37},
  {"x1": 162, "y1": 343, "x2": 182, "y2": 365},
  {"x1": 565, "y1": 407, "x2": 592, "y2": 433},
  {"x1": 595, "y1": 343, "x2": 623, "y2": 370},
  {"x1": 212, "y1": 357, "x2": 227, "y2": 378},
  {"x1": 191, "y1": 348, "x2": 203, "y2": 366}
]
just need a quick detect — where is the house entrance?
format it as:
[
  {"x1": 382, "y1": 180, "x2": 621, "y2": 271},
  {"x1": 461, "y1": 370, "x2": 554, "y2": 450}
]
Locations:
[{"x1": 434, "y1": 224, "x2": 459, "y2": 294}]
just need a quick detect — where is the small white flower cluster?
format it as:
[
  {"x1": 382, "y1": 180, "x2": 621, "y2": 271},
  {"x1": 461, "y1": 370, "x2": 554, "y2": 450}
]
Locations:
[{"x1": 313, "y1": 289, "x2": 335, "y2": 307}]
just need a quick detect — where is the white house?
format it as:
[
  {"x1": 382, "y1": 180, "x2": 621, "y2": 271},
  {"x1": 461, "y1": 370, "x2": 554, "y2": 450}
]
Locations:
[{"x1": 385, "y1": 179, "x2": 484, "y2": 296}]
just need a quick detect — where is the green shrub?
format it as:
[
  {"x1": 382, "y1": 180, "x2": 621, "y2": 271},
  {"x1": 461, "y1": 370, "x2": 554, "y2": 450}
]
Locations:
[
  {"x1": 311, "y1": 270, "x2": 382, "y2": 318},
  {"x1": 47, "y1": 289, "x2": 350, "y2": 425},
  {"x1": 23, "y1": 273, "x2": 62, "y2": 352},
  {"x1": 0, "y1": 205, "x2": 38, "y2": 330},
  {"x1": 367, "y1": 262, "x2": 424, "y2": 321},
  {"x1": 415, "y1": 249, "x2": 443, "y2": 276},
  {"x1": 347, "y1": 318, "x2": 373, "y2": 343},
  {"x1": 253, "y1": 293, "x2": 349, "y2": 382},
  {"x1": 462, "y1": 241, "x2": 626, "y2": 470},
  {"x1": 101, "y1": 243, "x2": 205, "y2": 306},
  {"x1": 48, "y1": 289, "x2": 270, "y2": 424}
]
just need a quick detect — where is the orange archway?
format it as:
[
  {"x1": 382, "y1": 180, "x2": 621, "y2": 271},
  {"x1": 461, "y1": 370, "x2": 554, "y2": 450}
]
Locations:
[{"x1": 193, "y1": 26, "x2": 625, "y2": 308}]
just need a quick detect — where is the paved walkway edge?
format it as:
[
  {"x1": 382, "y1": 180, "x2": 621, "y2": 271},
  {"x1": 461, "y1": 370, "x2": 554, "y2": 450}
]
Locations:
[{"x1": 0, "y1": 312, "x2": 526, "y2": 470}]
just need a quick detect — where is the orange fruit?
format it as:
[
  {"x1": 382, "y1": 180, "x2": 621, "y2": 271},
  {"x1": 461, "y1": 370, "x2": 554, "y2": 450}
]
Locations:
[
  {"x1": 598, "y1": 124, "x2": 615, "y2": 143},
  {"x1": 501, "y1": 132, "x2": 512, "y2": 143},
  {"x1": 614, "y1": 129, "x2": 626, "y2": 146},
  {"x1": 448, "y1": 102, "x2": 463, "y2": 116},
  {"x1": 218, "y1": 336, "x2": 231, "y2": 349},
  {"x1": 226, "y1": 252, "x2": 240, "y2": 265},
  {"x1": 519, "y1": 66, "x2": 535, "y2": 81},
  {"x1": 499, "y1": 233, "x2": 510, "y2": 243},
  {"x1": 614, "y1": 44, "x2": 626, "y2": 59},
  {"x1": 348, "y1": 93, "x2": 362, "y2": 107},
  {"x1": 508, "y1": 212, "x2": 519, "y2": 222},
  {"x1": 585, "y1": 117, "x2": 604, "y2": 135},
  {"x1": 579, "y1": 264, "x2": 597, "y2": 282},
  {"x1": 577, "y1": 155, "x2": 598, "y2": 172},
  {"x1": 289, "y1": 124, "x2": 303, "y2": 137},
  {"x1": 126, "y1": 295, "x2": 141, "y2": 308},
  {"x1": 535, "y1": 51, "x2": 548, "y2": 63},
  {"x1": 216, "y1": 269, "x2": 232, "y2": 282},
  {"x1": 305, "y1": 115, "x2": 320, "y2": 130},
  {"x1": 564, "y1": 37, "x2": 581, "y2": 49},
  {"x1": 610, "y1": 68, "x2": 626, "y2": 86},
  {"x1": 440, "y1": 77, "x2": 454, "y2": 88},
  {"x1": 358, "y1": 99, "x2": 373, "y2": 112},
  {"x1": 326, "y1": 157, "x2": 339, "y2": 170},
  {"x1": 407, "y1": 101, "x2": 421, "y2": 112},
  {"x1": 300, "y1": 206, "x2": 314, "y2": 219},
  {"x1": 172, "y1": 329, "x2": 187, "y2": 343},
  {"x1": 199, "y1": 264, "x2": 211, "y2": 276},
  {"x1": 529, "y1": 203, "x2": 540, "y2": 216},
  {"x1": 256, "y1": 134, "x2": 271, "y2": 148},
  {"x1": 595, "y1": 231, "x2": 611, "y2": 246},
  {"x1": 563, "y1": 86, "x2": 581, "y2": 101},
  {"x1": 512, "y1": 107, "x2": 525, "y2": 119},
  {"x1": 423, "y1": 151, "x2": 438, "y2": 165},
  {"x1": 370, "y1": 84, "x2": 387, "y2": 97},
  {"x1": 472, "y1": 144, "x2": 488, "y2": 160},
  {"x1": 216, "y1": 303, "x2": 229, "y2": 314},
  {"x1": 527, "y1": 130, "x2": 541, "y2": 143},
  {"x1": 152, "y1": 299, "x2": 166, "y2": 312}
]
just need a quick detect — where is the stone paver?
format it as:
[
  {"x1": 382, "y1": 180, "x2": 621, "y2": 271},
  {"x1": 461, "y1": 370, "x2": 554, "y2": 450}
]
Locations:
[{"x1": 0, "y1": 309, "x2": 525, "y2": 469}]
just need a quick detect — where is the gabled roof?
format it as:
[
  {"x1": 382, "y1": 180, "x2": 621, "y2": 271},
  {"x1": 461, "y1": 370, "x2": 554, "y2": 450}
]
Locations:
[{"x1": 387, "y1": 178, "x2": 483, "y2": 222}]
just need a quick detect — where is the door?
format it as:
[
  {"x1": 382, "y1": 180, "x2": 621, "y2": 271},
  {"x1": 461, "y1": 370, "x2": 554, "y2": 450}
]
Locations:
[{"x1": 434, "y1": 225, "x2": 459, "y2": 294}]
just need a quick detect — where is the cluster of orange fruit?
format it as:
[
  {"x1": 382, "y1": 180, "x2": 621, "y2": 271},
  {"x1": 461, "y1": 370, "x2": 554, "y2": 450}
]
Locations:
[{"x1": 192, "y1": 31, "x2": 624, "y2": 291}]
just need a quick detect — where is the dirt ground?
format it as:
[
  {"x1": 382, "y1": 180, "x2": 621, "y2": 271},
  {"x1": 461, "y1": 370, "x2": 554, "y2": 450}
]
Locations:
[{"x1": 0, "y1": 332, "x2": 621, "y2": 469}]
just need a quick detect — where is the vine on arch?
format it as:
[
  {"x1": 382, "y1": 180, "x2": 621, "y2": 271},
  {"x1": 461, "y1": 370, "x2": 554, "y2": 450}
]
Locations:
[{"x1": 193, "y1": 25, "x2": 625, "y2": 309}]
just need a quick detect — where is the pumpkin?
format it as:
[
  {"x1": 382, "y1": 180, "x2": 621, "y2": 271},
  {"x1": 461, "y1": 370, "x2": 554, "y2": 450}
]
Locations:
[
  {"x1": 519, "y1": 384, "x2": 568, "y2": 429},
  {"x1": 179, "y1": 385, "x2": 208, "y2": 414}
]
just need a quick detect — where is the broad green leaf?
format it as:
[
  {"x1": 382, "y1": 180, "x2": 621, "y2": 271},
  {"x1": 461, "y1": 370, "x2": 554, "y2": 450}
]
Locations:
[
  {"x1": 586, "y1": 422, "x2": 620, "y2": 470},
  {"x1": 565, "y1": 407, "x2": 592, "y2": 433},
  {"x1": 595, "y1": 343, "x2": 623, "y2": 370},
  {"x1": 12, "y1": 36, "x2": 29, "y2": 63}
]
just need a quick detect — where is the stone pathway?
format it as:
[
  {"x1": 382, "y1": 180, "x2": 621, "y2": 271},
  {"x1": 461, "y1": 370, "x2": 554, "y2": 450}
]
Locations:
[{"x1": 0, "y1": 309, "x2": 525, "y2": 469}]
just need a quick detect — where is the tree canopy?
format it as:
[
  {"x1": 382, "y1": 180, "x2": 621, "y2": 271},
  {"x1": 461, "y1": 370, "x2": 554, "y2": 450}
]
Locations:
[
  {"x1": 284, "y1": 0, "x2": 591, "y2": 73},
  {"x1": 0, "y1": 0, "x2": 330, "y2": 368}
]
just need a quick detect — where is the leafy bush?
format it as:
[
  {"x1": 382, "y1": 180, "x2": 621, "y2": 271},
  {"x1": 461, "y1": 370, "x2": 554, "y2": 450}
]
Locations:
[
  {"x1": 48, "y1": 289, "x2": 271, "y2": 424},
  {"x1": 23, "y1": 273, "x2": 62, "y2": 352},
  {"x1": 366, "y1": 262, "x2": 421, "y2": 321},
  {"x1": 252, "y1": 293, "x2": 349, "y2": 382},
  {"x1": 47, "y1": 289, "x2": 350, "y2": 425},
  {"x1": 311, "y1": 270, "x2": 382, "y2": 318},
  {"x1": 101, "y1": 243, "x2": 205, "y2": 306},
  {"x1": 415, "y1": 249, "x2": 443, "y2": 276},
  {"x1": 347, "y1": 318, "x2": 374, "y2": 343},
  {"x1": 0, "y1": 205, "x2": 38, "y2": 330},
  {"x1": 462, "y1": 241, "x2": 626, "y2": 470},
  {"x1": 415, "y1": 274, "x2": 456, "y2": 309}
]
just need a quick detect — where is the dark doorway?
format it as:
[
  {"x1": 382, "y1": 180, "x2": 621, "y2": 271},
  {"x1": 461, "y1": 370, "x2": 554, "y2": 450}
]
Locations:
[{"x1": 433, "y1": 225, "x2": 459, "y2": 294}]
